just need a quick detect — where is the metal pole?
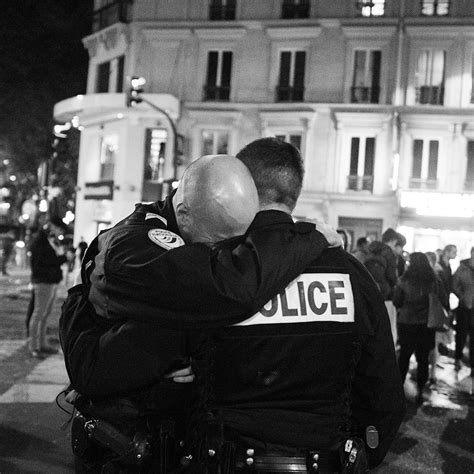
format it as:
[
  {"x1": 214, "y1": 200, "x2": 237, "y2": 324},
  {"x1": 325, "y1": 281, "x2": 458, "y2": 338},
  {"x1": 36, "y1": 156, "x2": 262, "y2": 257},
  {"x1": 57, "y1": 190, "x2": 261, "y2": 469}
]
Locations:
[{"x1": 141, "y1": 98, "x2": 179, "y2": 183}]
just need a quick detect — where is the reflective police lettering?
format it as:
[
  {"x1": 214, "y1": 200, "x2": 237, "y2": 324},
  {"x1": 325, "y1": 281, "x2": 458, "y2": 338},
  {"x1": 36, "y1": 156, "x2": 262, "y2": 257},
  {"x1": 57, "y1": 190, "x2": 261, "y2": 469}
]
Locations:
[{"x1": 235, "y1": 273, "x2": 354, "y2": 326}]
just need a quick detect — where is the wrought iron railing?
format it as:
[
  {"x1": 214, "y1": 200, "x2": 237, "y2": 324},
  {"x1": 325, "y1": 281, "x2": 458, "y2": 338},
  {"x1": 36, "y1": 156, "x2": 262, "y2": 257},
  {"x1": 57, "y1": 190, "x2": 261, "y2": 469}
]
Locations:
[
  {"x1": 409, "y1": 178, "x2": 438, "y2": 189},
  {"x1": 347, "y1": 175, "x2": 374, "y2": 192},
  {"x1": 276, "y1": 86, "x2": 304, "y2": 102},
  {"x1": 350, "y1": 86, "x2": 380, "y2": 104},
  {"x1": 416, "y1": 86, "x2": 444, "y2": 105},
  {"x1": 203, "y1": 85, "x2": 231, "y2": 101}
]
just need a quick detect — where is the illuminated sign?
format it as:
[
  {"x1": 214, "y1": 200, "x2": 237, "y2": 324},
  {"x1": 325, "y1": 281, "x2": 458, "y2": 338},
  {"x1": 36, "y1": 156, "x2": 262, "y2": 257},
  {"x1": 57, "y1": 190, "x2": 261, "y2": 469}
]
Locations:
[
  {"x1": 84, "y1": 180, "x2": 114, "y2": 200},
  {"x1": 400, "y1": 191, "x2": 474, "y2": 218}
]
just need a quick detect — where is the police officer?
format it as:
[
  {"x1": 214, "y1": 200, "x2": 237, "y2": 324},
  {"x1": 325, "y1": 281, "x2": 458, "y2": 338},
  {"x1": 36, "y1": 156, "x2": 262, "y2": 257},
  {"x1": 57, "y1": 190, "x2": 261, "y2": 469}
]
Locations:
[
  {"x1": 185, "y1": 138, "x2": 406, "y2": 472},
  {"x1": 64, "y1": 154, "x2": 336, "y2": 472}
]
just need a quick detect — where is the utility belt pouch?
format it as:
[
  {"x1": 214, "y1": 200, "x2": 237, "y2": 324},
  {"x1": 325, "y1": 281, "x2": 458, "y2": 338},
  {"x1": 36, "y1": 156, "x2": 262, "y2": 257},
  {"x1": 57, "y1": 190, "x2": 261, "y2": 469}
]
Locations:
[{"x1": 339, "y1": 437, "x2": 368, "y2": 474}]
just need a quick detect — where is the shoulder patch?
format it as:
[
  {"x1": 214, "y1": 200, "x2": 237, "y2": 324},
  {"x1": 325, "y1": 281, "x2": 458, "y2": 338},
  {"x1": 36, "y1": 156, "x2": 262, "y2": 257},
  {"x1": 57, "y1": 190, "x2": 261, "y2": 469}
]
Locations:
[
  {"x1": 145, "y1": 212, "x2": 167, "y2": 226},
  {"x1": 148, "y1": 229, "x2": 184, "y2": 250}
]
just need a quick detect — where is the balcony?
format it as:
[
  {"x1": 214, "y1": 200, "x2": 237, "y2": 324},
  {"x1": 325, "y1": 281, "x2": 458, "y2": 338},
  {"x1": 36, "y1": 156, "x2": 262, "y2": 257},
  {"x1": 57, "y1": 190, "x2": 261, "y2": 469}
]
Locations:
[
  {"x1": 209, "y1": 5, "x2": 236, "y2": 20},
  {"x1": 347, "y1": 175, "x2": 373, "y2": 192},
  {"x1": 416, "y1": 86, "x2": 444, "y2": 105},
  {"x1": 276, "y1": 86, "x2": 304, "y2": 102},
  {"x1": 92, "y1": 0, "x2": 132, "y2": 33},
  {"x1": 281, "y1": 2, "x2": 310, "y2": 19},
  {"x1": 203, "y1": 85, "x2": 231, "y2": 101},
  {"x1": 350, "y1": 86, "x2": 380, "y2": 104},
  {"x1": 409, "y1": 178, "x2": 438, "y2": 189}
]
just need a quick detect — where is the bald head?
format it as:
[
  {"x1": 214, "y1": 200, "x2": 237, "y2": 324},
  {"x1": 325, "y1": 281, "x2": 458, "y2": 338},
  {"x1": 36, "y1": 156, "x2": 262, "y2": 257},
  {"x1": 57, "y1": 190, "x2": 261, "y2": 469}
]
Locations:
[{"x1": 172, "y1": 155, "x2": 259, "y2": 244}]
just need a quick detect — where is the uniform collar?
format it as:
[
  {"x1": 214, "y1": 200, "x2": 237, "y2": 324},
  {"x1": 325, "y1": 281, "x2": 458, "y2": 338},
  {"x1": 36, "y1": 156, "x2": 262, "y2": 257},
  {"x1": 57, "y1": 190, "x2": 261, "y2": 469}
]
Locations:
[{"x1": 247, "y1": 210, "x2": 293, "y2": 232}]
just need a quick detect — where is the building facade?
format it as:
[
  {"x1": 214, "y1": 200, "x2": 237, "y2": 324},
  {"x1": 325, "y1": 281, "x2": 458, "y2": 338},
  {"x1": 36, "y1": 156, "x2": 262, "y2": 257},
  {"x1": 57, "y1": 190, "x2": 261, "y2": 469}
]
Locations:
[{"x1": 54, "y1": 0, "x2": 474, "y2": 258}]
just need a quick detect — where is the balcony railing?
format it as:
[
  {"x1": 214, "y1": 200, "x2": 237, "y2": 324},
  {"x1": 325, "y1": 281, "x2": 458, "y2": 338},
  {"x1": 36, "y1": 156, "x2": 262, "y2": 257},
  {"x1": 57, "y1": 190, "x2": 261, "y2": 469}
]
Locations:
[
  {"x1": 409, "y1": 178, "x2": 438, "y2": 189},
  {"x1": 347, "y1": 175, "x2": 374, "y2": 192},
  {"x1": 350, "y1": 86, "x2": 380, "y2": 104},
  {"x1": 416, "y1": 86, "x2": 444, "y2": 105},
  {"x1": 281, "y1": 3, "x2": 310, "y2": 19},
  {"x1": 92, "y1": 0, "x2": 132, "y2": 32},
  {"x1": 203, "y1": 85, "x2": 231, "y2": 101},
  {"x1": 276, "y1": 86, "x2": 304, "y2": 102},
  {"x1": 209, "y1": 5, "x2": 236, "y2": 20}
]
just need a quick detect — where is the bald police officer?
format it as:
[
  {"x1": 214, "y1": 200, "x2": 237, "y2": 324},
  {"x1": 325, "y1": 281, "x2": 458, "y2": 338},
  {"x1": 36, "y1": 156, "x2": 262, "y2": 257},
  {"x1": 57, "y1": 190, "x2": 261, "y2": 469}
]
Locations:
[{"x1": 63, "y1": 154, "x2": 335, "y2": 472}]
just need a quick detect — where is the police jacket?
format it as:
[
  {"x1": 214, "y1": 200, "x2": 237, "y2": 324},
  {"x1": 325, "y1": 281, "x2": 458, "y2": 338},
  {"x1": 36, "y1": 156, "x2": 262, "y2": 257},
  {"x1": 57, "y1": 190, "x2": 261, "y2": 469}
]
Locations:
[
  {"x1": 29, "y1": 230, "x2": 67, "y2": 284},
  {"x1": 68, "y1": 196, "x2": 330, "y2": 398},
  {"x1": 192, "y1": 213, "x2": 405, "y2": 469}
]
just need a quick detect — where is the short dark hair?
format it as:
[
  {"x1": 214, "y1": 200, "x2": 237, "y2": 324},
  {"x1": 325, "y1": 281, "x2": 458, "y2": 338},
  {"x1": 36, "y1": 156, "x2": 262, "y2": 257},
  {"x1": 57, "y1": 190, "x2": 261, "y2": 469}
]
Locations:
[
  {"x1": 382, "y1": 228, "x2": 399, "y2": 244},
  {"x1": 236, "y1": 137, "x2": 304, "y2": 211},
  {"x1": 396, "y1": 232, "x2": 406, "y2": 247},
  {"x1": 356, "y1": 236, "x2": 368, "y2": 247}
]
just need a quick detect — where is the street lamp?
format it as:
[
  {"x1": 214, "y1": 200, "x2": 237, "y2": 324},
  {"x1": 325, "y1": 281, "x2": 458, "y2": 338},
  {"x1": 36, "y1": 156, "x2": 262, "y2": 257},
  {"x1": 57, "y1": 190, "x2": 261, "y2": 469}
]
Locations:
[{"x1": 125, "y1": 76, "x2": 181, "y2": 188}]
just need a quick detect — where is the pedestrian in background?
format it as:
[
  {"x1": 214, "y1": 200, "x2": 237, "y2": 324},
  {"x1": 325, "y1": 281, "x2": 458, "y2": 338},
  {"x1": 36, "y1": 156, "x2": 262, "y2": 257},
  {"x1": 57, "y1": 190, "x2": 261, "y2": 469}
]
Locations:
[
  {"x1": 28, "y1": 220, "x2": 68, "y2": 358},
  {"x1": 452, "y1": 246, "x2": 474, "y2": 375},
  {"x1": 365, "y1": 228, "x2": 399, "y2": 347},
  {"x1": 393, "y1": 252, "x2": 449, "y2": 403},
  {"x1": 352, "y1": 236, "x2": 370, "y2": 264},
  {"x1": 0, "y1": 231, "x2": 15, "y2": 276}
]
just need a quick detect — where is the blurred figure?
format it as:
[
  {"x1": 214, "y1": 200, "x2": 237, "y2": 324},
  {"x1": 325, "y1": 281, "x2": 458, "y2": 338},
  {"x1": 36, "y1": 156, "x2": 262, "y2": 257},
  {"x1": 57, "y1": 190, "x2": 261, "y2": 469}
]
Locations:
[
  {"x1": 438, "y1": 245, "x2": 457, "y2": 298},
  {"x1": 352, "y1": 236, "x2": 370, "y2": 264},
  {"x1": 393, "y1": 252, "x2": 448, "y2": 403},
  {"x1": 77, "y1": 237, "x2": 88, "y2": 263},
  {"x1": 0, "y1": 231, "x2": 15, "y2": 276},
  {"x1": 395, "y1": 232, "x2": 407, "y2": 277},
  {"x1": 452, "y1": 246, "x2": 474, "y2": 374},
  {"x1": 365, "y1": 228, "x2": 399, "y2": 346},
  {"x1": 28, "y1": 221, "x2": 68, "y2": 358}
]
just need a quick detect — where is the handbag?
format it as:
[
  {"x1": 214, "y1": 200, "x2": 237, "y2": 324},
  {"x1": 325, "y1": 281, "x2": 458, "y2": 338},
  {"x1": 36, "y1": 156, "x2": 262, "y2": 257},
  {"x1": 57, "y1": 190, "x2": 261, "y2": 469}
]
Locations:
[{"x1": 427, "y1": 291, "x2": 449, "y2": 332}]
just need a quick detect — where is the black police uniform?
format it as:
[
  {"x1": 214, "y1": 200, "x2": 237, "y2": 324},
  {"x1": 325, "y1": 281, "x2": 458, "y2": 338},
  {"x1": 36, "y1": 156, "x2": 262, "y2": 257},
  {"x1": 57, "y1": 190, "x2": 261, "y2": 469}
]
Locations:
[
  {"x1": 188, "y1": 212, "x2": 406, "y2": 472},
  {"x1": 65, "y1": 195, "x2": 331, "y2": 472}
]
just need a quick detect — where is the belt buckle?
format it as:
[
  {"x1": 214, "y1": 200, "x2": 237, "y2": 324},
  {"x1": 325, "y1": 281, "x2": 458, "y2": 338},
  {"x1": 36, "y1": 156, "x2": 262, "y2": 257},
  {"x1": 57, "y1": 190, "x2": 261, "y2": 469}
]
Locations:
[{"x1": 306, "y1": 450, "x2": 320, "y2": 472}]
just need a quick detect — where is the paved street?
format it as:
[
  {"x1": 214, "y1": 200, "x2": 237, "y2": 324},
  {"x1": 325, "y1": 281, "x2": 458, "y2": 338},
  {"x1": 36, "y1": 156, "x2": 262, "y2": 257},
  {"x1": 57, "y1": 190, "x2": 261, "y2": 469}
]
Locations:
[{"x1": 1, "y1": 265, "x2": 474, "y2": 473}]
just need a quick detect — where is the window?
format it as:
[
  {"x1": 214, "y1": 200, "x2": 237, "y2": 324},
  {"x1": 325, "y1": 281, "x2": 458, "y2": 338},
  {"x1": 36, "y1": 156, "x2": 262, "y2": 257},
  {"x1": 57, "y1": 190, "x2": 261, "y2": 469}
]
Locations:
[
  {"x1": 347, "y1": 137, "x2": 375, "y2": 192},
  {"x1": 99, "y1": 135, "x2": 118, "y2": 181},
  {"x1": 410, "y1": 139, "x2": 439, "y2": 189},
  {"x1": 351, "y1": 50, "x2": 381, "y2": 103},
  {"x1": 92, "y1": 0, "x2": 132, "y2": 33},
  {"x1": 415, "y1": 49, "x2": 445, "y2": 105},
  {"x1": 96, "y1": 62, "x2": 110, "y2": 93},
  {"x1": 204, "y1": 51, "x2": 232, "y2": 101},
  {"x1": 96, "y1": 55, "x2": 125, "y2": 93},
  {"x1": 276, "y1": 50, "x2": 305, "y2": 102},
  {"x1": 421, "y1": 0, "x2": 450, "y2": 16},
  {"x1": 465, "y1": 141, "x2": 474, "y2": 191},
  {"x1": 209, "y1": 0, "x2": 236, "y2": 20},
  {"x1": 357, "y1": 0, "x2": 385, "y2": 17},
  {"x1": 275, "y1": 134, "x2": 302, "y2": 151},
  {"x1": 281, "y1": 0, "x2": 310, "y2": 19},
  {"x1": 201, "y1": 130, "x2": 229, "y2": 155},
  {"x1": 143, "y1": 129, "x2": 168, "y2": 182}
]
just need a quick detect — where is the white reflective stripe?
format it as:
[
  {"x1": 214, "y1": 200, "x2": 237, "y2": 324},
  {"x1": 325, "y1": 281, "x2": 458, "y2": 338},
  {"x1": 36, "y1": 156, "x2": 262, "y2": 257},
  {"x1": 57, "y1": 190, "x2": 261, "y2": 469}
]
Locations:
[
  {"x1": 145, "y1": 212, "x2": 167, "y2": 226},
  {"x1": 235, "y1": 273, "x2": 355, "y2": 326}
]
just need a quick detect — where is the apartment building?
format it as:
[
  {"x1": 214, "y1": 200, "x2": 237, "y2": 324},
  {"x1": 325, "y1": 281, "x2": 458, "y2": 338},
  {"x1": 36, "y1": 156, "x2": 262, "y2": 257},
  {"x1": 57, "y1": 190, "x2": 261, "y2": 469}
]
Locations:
[{"x1": 53, "y1": 0, "x2": 474, "y2": 256}]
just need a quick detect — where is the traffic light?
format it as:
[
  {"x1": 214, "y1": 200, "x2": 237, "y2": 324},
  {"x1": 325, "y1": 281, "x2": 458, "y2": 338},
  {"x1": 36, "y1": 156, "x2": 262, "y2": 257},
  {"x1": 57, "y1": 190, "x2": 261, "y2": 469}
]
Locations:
[{"x1": 126, "y1": 76, "x2": 146, "y2": 107}]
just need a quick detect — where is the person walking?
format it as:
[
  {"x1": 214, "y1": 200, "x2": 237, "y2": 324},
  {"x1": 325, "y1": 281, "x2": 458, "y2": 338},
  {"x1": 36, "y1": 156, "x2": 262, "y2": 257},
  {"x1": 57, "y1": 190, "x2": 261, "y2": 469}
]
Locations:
[
  {"x1": 452, "y1": 246, "x2": 474, "y2": 374},
  {"x1": 393, "y1": 252, "x2": 449, "y2": 403},
  {"x1": 28, "y1": 221, "x2": 68, "y2": 358}
]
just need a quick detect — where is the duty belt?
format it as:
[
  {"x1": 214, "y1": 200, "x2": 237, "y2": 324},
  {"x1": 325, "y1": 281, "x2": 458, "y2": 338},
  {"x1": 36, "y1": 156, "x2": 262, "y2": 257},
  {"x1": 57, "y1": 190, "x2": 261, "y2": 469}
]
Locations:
[{"x1": 234, "y1": 449, "x2": 339, "y2": 473}]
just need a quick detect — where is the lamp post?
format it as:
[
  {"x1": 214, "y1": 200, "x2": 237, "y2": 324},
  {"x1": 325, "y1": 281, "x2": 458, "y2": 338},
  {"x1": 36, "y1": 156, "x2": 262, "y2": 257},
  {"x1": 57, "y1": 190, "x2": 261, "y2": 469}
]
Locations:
[{"x1": 125, "y1": 76, "x2": 180, "y2": 197}]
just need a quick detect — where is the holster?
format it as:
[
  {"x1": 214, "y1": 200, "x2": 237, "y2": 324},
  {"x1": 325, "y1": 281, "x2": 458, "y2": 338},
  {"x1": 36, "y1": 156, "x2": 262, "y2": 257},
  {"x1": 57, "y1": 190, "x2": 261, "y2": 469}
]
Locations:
[{"x1": 72, "y1": 411, "x2": 152, "y2": 468}]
